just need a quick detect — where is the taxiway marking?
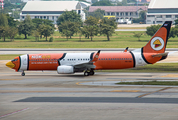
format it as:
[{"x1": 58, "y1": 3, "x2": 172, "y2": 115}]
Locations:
[
  {"x1": 137, "y1": 87, "x2": 172, "y2": 98},
  {"x1": 111, "y1": 90, "x2": 140, "y2": 92},
  {"x1": 0, "y1": 108, "x2": 29, "y2": 118}
]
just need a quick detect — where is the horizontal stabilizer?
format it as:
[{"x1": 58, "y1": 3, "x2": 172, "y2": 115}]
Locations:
[{"x1": 152, "y1": 52, "x2": 168, "y2": 57}]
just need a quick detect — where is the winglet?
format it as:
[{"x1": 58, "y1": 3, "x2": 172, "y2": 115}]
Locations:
[
  {"x1": 124, "y1": 47, "x2": 129, "y2": 52},
  {"x1": 90, "y1": 50, "x2": 100, "y2": 62}
]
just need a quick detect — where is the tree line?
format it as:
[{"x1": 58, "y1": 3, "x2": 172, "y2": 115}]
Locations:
[
  {"x1": 57, "y1": 10, "x2": 117, "y2": 41},
  {"x1": 146, "y1": 19, "x2": 178, "y2": 38},
  {"x1": 0, "y1": 13, "x2": 54, "y2": 42},
  {"x1": 1, "y1": 10, "x2": 178, "y2": 42},
  {"x1": 133, "y1": 20, "x2": 178, "y2": 41},
  {"x1": 0, "y1": 10, "x2": 117, "y2": 42}
]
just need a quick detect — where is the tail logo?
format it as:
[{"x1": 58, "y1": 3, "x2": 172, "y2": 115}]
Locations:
[
  {"x1": 153, "y1": 39, "x2": 162, "y2": 48},
  {"x1": 150, "y1": 37, "x2": 164, "y2": 51}
]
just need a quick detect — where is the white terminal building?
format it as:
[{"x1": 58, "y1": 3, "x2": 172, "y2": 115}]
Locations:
[
  {"x1": 20, "y1": 1, "x2": 89, "y2": 24},
  {"x1": 146, "y1": 0, "x2": 178, "y2": 24}
]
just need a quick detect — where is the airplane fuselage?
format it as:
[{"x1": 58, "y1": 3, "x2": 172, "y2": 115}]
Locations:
[{"x1": 12, "y1": 52, "x2": 137, "y2": 71}]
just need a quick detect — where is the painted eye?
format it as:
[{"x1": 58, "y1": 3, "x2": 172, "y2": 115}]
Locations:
[{"x1": 11, "y1": 59, "x2": 18, "y2": 62}]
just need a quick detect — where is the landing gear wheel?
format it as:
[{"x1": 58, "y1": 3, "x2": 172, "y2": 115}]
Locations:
[
  {"x1": 89, "y1": 70, "x2": 95, "y2": 75},
  {"x1": 84, "y1": 71, "x2": 89, "y2": 76},
  {"x1": 21, "y1": 71, "x2": 25, "y2": 76}
]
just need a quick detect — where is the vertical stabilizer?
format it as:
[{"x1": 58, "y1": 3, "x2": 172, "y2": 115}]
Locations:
[{"x1": 142, "y1": 21, "x2": 172, "y2": 53}]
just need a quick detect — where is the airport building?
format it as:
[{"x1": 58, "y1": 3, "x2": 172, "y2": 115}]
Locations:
[
  {"x1": 146, "y1": 0, "x2": 178, "y2": 24},
  {"x1": 20, "y1": 1, "x2": 89, "y2": 24},
  {"x1": 89, "y1": 6, "x2": 147, "y2": 23}
]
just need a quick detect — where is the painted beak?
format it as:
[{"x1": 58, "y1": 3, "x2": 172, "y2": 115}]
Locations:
[{"x1": 6, "y1": 61, "x2": 15, "y2": 69}]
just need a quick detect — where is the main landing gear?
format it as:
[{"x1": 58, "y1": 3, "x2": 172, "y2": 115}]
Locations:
[
  {"x1": 84, "y1": 70, "x2": 95, "y2": 76},
  {"x1": 21, "y1": 71, "x2": 25, "y2": 76}
]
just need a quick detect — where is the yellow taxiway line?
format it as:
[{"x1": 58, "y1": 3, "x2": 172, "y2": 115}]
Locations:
[{"x1": 137, "y1": 87, "x2": 172, "y2": 98}]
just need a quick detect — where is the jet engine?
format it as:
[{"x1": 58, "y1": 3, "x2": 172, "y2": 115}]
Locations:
[{"x1": 57, "y1": 66, "x2": 74, "y2": 74}]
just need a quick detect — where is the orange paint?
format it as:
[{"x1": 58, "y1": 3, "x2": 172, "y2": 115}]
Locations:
[{"x1": 28, "y1": 53, "x2": 63, "y2": 70}]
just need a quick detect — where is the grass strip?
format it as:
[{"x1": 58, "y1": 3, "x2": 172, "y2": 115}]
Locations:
[
  {"x1": 116, "y1": 81, "x2": 178, "y2": 86},
  {"x1": 0, "y1": 31, "x2": 178, "y2": 48},
  {"x1": 0, "y1": 54, "x2": 22, "y2": 60}
]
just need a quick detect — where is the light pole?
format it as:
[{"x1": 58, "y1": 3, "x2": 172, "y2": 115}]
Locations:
[
  {"x1": 137, "y1": 0, "x2": 138, "y2": 18},
  {"x1": 12, "y1": 8, "x2": 15, "y2": 18}
]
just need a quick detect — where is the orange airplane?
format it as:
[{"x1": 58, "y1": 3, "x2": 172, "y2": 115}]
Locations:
[{"x1": 6, "y1": 21, "x2": 172, "y2": 76}]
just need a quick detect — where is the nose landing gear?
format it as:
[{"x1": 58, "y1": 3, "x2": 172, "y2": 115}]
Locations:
[{"x1": 21, "y1": 71, "x2": 25, "y2": 76}]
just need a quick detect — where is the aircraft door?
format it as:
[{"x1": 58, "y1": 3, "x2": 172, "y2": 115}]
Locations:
[
  {"x1": 23, "y1": 57, "x2": 27, "y2": 65},
  {"x1": 138, "y1": 57, "x2": 142, "y2": 64}
]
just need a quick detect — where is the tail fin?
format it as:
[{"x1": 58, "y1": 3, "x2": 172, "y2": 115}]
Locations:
[{"x1": 142, "y1": 21, "x2": 172, "y2": 53}]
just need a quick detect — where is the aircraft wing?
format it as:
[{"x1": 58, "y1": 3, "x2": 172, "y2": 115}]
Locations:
[{"x1": 74, "y1": 50, "x2": 101, "y2": 70}]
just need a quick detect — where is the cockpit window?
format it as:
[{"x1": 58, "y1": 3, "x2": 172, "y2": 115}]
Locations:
[{"x1": 11, "y1": 59, "x2": 18, "y2": 62}]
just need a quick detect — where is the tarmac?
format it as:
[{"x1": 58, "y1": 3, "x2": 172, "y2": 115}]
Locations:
[
  {"x1": 0, "y1": 62, "x2": 178, "y2": 120},
  {"x1": 0, "y1": 49, "x2": 178, "y2": 120}
]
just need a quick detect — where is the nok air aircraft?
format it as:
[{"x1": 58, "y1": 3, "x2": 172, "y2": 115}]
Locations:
[{"x1": 6, "y1": 21, "x2": 172, "y2": 76}]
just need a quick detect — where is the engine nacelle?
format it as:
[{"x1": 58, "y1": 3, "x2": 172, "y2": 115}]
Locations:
[{"x1": 57, "y1": 66, "x2": 74, "y2": 74}]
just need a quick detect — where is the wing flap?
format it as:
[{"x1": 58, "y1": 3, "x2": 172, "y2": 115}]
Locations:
[{"x1": 73, "y1": 50, "x2": 101, "y2": 70}]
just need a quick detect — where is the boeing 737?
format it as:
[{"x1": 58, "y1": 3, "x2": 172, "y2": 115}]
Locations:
[{"x1": 6, "y1": 21, "x2": 172, "y2": 76}]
